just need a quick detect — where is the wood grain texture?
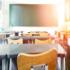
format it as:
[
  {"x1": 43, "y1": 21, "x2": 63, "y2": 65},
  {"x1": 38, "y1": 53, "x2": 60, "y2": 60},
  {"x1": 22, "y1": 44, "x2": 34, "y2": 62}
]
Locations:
[{"x1": 17, "y1": 49, "x2": 57, "y2": 70}]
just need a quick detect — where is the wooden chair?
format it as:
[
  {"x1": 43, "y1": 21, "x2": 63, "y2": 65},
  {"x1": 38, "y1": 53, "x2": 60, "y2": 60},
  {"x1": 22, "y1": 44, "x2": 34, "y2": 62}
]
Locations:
[
  {"x1": 27, "y1": 31, "x2": 49, "y2": 37},
  {"x1": 17, "y1": 49, "x2": 57, "y2": 70},
  {"x1": 35, "y1": 38, "x2": 52, "y2": 44}
]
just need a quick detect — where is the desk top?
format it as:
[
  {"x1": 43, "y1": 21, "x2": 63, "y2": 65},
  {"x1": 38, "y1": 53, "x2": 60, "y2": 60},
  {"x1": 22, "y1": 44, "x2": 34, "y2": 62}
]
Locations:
[
  {"x1": 0, "y1": 43, "x2": 66, "y2": 55},
  {"x1": 9, "y1": 36, "x2": 50, "y2": 40}
]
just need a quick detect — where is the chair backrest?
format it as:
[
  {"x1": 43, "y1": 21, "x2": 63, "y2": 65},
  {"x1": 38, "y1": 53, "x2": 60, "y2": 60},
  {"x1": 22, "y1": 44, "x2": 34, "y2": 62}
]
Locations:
[
  {"x1": 35, "y1": 38, "x2": 52, "y2": 44},
  {"x1": 27, "y1": 31, "x2": 49, "y2": 37},
  {"x1": 17, "y1": 49, "x2": 57, "y2": 70},
  {"x1": 39, "y1": 32, "x2": 49, "y2": 37}
]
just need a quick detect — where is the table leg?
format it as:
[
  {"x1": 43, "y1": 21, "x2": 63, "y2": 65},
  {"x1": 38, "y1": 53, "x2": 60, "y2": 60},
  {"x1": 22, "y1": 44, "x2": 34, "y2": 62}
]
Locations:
[
  {"x1": 9, "y1": 58, "x2": 17, "y2": 70},
  {"x1": 57, "y1": 57, "x2": 61, "y2": 70},
  {"x1": 61, "y1": 57, "x2": 65, "y2": 70},
  {"x1": 2, "y1": 58, "x2": 8, "y2": 70},
  {"x1": 58, "y1": 54, "x2": 65, "y2": 70},
  {"x1": 9, "y1": 58, "x2": 12, "y2": 70}
]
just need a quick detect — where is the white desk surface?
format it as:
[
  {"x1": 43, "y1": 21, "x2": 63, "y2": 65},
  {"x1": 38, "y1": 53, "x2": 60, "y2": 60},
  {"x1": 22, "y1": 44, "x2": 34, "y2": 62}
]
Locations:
[
  {"x1": 0, "y1": 43, "x2": 66, "y2": 55},
  {"x1": 9, "y1": 36, "x2": 49, "y2": 40}
]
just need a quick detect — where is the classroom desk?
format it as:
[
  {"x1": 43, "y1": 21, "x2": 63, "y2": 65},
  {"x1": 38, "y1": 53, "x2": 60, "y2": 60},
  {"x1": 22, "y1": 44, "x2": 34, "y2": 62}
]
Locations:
[
  {"x1": 0, "y1": 43, "x2": 66, "y2": 70},
  {"x1": 9, "y1": 36, "x2": 50, "y2": 44},
  {"x1": 23, "y1": 37, "x2": 47, "y2": 44}
]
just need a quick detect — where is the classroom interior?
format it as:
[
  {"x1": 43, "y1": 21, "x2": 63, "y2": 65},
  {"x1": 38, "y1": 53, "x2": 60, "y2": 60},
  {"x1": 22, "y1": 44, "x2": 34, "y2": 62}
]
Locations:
[{"x1": 0, "y1": 0, "x2": 70, "y2": 70}]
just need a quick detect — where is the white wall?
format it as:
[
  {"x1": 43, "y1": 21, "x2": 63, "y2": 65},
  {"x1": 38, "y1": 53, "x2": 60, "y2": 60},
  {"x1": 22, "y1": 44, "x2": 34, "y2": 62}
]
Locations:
[
  {"x1": 1, "y1": 0, "x2": 65, "y2": 32},
  {"x1": 1, "y1": 0, "x2": 9, "y2": 30}
]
